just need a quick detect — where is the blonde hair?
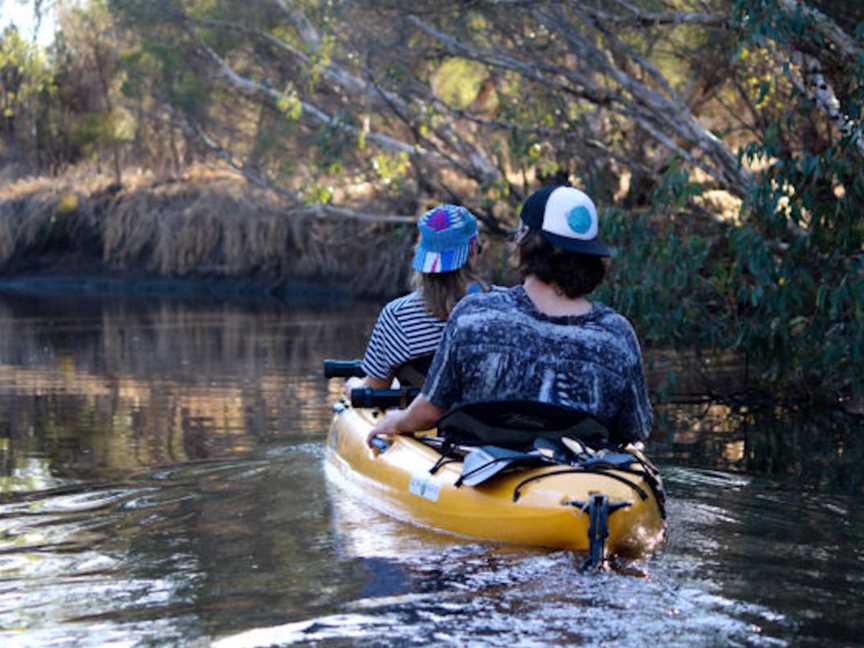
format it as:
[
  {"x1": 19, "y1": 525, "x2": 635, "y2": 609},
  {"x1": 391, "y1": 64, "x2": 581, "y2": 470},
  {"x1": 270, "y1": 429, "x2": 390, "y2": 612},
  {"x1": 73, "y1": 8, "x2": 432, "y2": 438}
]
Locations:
[
  {"x1": 411, "y1": 238, "x2": 486, "y2": 319},
  {"x1": 411, "y1": 270, "x2": 464, "y2": 320}
]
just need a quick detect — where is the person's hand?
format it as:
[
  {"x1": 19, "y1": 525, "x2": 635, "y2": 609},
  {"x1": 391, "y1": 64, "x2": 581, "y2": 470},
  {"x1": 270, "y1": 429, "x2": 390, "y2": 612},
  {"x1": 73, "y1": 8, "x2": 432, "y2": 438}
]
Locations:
[
  {"x1": 343, "y1": 376, "x2": 365, "y2": 400},
  {"x1": 366, "y1": 409, "x2": 404, "y2": 450}
]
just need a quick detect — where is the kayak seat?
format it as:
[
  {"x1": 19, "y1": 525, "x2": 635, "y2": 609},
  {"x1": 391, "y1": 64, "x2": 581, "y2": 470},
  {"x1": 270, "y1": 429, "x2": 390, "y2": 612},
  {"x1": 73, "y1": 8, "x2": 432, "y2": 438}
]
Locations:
[
  {"x1": 436, "y1": 401, "x2": 610, "y2": 451},
  {"x1": 457, "y1": 445, "x2": 549, "y2": 487},
  {"x1": 393, "y1": 354, "x2": 435, "y2": 389}
]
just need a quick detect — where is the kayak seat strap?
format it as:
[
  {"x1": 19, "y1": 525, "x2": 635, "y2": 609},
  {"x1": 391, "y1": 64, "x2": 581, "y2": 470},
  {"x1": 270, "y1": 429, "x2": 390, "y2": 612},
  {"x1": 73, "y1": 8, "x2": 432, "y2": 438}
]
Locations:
[
  {"x1": 393, "y1": 354, "x2": 435, "y2": 389},
  {"x1": 436, "y1": 401, "x2": 612, "y2": 448},
  {"x1": 428, "y1": 454, "x2": 459, "y2": 475}
]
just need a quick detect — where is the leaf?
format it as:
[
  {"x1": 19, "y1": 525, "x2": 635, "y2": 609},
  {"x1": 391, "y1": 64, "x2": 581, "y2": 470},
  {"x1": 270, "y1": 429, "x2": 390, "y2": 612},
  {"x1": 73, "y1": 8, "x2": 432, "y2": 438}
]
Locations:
[{"x1": 751, "y1": 285, "x2": 764, "y2": 307}]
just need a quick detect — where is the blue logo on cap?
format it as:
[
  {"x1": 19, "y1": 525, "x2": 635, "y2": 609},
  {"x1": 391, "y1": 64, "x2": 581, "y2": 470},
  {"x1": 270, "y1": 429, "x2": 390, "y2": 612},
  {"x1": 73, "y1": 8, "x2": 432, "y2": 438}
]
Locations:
[{"x1": 567, "y1": 206, "x2": 593, "y2": 235}]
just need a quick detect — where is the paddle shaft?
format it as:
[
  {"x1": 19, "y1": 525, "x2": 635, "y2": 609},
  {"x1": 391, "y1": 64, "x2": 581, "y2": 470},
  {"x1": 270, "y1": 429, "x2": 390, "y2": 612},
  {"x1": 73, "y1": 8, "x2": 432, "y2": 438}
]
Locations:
[
  {"x1": 323, "y1": 359, "x2": 365, "y2": 379},
  {"x1": 351, "y1": 387, "x2": 420, "y2": 409}
]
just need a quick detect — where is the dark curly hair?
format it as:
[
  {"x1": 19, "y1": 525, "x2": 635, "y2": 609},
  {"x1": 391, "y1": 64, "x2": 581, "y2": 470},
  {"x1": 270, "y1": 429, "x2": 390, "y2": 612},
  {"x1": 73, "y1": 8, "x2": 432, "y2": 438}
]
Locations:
[{"x1": 516, "y1": 230, "x2": 606, "y2": 298}]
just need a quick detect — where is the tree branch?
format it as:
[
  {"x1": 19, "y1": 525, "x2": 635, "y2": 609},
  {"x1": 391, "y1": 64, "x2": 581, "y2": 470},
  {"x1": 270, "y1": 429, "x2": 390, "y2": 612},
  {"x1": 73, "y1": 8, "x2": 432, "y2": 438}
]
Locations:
[
  {"x1": 186, "y1": 12, "x2": 502, "y2": 187},
  {"x1": 786, "y1": 49, "x2": 864, "y2": 158},
  {"x1": 143, "y1": 101, "x2": 416, "y2": 224},
  {"x1": 406, "y1": 14, "x2": 614, "y2": 106},
  {"x1": 188, "y1": 122, "x2": 414, "y2": 223},
  {"x1": 273, "y1": 0, "x2": 322, "y2": 50},
  {"x1": 534, "y1": 5, "x2": 753, "y2": 196},
  {"x1": 587, "y1": 2, "x2": 731, "y2": 29},
  {"x1": 778, "y1": 0, "x2": 862, "y2": 65},
  {"x1": 193, "y1": 36, "x2": 433, "y2": 160}
]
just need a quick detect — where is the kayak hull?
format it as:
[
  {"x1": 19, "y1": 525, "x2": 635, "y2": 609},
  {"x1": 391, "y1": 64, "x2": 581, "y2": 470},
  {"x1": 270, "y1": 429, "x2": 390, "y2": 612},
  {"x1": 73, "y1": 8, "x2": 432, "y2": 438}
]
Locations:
[{"x1": 326, "y1": 404, "x2": 666, "y2": 557}]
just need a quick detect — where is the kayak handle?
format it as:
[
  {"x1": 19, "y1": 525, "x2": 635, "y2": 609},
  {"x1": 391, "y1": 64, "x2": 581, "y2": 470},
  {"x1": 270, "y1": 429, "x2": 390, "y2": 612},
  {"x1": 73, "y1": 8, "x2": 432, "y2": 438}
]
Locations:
[
  {"x1": 351, "y1": 387, "x2": 420, "y2": 409},
  {"x1": 369, "y1": 436, "x2": 391, "y2": 452},
  {"x1": 323, "y1": 359, "x2": 366, "y2": 379}
]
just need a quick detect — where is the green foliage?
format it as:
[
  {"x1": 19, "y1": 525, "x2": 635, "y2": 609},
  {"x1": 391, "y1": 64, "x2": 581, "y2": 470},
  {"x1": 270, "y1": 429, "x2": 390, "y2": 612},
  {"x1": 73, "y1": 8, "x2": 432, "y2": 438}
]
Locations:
[
  {"x1": 371, "y1": 151, "x2": 410, "y2": 190},
  {"x1": 604, "y1": 136, "x2": 864, "y2": 403},
  {"x1": 70, "y1": 110, "x2": 131, "y2": 154},
  {"x1": 734, "y1": 146, "x2": 864, "y2": 398},
  {"x1": 0, "y1": 26, "x2": 54, "y2": 121},
  {"x1": 120, "y1": 36, "x2": 211, "y2": 117},
  {"x1": 597, "y1": 189, "x2": 717, "y2": 350},
  {"x1": 728, "y1": 2, "x2": 864, "y2": 400},
  {"x1": 303, "y1": 182, "x2": 333, "y2": 205},
  {"x1": 276, "y1": 87, "x2": 303, "y2": 121},
  {"x1": 432, "y1": 58, "x2": 488, "y2": 110},
  {"x1": 597, "y1": 0, "x2": 864, "y2": 404}
]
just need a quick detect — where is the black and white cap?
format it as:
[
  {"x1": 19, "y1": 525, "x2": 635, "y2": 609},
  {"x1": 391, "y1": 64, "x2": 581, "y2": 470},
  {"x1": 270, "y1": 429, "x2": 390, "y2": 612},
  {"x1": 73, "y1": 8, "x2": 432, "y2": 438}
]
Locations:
[{"x1": 519, "y1": 186, "x2": 612, "y2": 257}]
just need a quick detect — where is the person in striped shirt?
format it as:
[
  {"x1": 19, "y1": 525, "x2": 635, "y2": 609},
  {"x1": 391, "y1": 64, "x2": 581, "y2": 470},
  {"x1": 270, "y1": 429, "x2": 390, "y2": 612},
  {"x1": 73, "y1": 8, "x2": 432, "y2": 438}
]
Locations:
[{"x1": 354, "y1": 204, "x2": 486, "y2": 390}]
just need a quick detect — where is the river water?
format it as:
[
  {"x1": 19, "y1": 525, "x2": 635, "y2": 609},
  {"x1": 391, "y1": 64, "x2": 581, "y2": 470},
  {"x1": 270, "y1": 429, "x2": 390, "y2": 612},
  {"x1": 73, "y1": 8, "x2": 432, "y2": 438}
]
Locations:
[{"x1": 0, "y1": 292, "x2": 861, "y2": 647}]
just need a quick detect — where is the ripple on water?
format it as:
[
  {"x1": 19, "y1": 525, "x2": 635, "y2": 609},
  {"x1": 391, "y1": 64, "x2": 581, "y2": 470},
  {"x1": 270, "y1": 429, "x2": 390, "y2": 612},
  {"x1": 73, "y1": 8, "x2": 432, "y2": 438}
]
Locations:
[
  {"x1": 200, "y1": 462, "x2": 790, "y2": 647},
  {"x1": 210, "y1": 544, "x2": 793, "y2": 647}
]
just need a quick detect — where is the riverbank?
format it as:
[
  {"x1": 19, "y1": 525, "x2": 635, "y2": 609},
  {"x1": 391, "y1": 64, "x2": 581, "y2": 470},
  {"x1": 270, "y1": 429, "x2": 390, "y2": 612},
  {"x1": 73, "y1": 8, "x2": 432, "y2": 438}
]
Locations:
[
  {"x1": 4, "y1": 166, "x2": 860, "y2": 409},
  {"x1": 0, "y1": 274, "x2": 352, "y2": 303},
  {"x1": 0, "y1": 167, "x2": 428, "y2": 301}
]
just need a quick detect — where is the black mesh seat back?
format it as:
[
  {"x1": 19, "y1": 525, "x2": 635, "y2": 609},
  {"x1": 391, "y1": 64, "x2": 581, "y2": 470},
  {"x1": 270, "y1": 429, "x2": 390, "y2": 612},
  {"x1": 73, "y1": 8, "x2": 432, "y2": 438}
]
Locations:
[
  {"x1": 436, "y1": 401, "x2": 609, "y2": 449},
  {"x1": 393, "y1": 354, "x2": 435, "y2": 388}
]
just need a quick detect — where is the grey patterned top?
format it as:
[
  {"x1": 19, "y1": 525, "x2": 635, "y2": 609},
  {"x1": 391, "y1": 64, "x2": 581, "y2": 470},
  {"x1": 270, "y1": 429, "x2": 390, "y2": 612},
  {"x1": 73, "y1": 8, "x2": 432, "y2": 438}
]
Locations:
[{"x1": 421, "y1": 285, "x2": 653, "y2": 442}]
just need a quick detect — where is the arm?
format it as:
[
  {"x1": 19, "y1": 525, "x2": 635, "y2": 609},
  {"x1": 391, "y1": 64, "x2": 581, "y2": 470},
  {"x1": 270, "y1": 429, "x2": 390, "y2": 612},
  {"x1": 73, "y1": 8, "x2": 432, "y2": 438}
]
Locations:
[
  {"x1": 343, "y1": 374, "x2": 392, "y2": 399},
  {"x1": 360, "y1": 299, "x2": 413, "y2": 385},
  {"x1": 366, "y1": 395, "x2": 445, "y2": 448},
  {"x1": 366, "y1": 301, "x2": 465, "y2": 448},
  {"x1": 365, "y1": 375, "x2": 392, "y2": 389},
  {"x1": 346, "y1": 300, "x2": 408, "y2": 398}
]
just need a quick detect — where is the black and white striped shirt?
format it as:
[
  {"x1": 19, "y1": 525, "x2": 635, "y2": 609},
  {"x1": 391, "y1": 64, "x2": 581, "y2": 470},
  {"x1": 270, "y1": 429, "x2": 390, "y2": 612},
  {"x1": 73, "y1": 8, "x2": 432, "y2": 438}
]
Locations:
[{"x1": 361, "y1": 291, "x2": 447, "y2": 380}]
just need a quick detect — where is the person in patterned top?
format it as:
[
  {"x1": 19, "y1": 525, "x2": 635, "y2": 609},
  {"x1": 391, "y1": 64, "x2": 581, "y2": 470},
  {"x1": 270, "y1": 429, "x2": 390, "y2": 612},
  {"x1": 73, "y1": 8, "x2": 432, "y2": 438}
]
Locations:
[
  {"x1": 350, "y1": 204, "x2": 486, "y2": 392},
  {"x1": 367, "y1": 186, "x2": 653, "y2": 447}
]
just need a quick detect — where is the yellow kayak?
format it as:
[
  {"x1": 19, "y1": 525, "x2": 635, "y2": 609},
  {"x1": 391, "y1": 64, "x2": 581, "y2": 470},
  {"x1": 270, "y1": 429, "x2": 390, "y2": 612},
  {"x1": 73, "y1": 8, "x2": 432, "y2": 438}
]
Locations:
[{"x1": 325, "y1": 401, "x2": 666, "y2": 561}]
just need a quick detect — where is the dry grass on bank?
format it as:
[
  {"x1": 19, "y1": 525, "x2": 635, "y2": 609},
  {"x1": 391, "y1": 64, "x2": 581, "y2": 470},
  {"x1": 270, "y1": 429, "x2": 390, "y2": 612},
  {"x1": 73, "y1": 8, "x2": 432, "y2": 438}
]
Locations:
[{"x1": 0, "y1": 166, "x2": 416, "y2": 296}]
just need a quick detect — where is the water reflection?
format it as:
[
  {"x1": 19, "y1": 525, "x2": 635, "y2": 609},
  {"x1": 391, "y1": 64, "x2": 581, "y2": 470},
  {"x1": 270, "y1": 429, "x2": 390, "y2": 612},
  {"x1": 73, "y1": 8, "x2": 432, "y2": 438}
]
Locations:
[
  {"x1": 654, "y1": 401, "x2": 864, "y2": 495},
  {"x1": 0, "y1": 292, "x2": 860, "y2": 646},
  {"x1": 0, "y1": 293, "x2": 371, "y2": 493}
]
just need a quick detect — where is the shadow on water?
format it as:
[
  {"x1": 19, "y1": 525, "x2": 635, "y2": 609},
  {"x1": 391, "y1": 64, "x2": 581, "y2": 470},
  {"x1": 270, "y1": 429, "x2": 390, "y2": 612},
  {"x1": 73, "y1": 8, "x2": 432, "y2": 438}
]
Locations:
[{"x1": 0, "y1": 291, "x2": 861, "y2": 646}]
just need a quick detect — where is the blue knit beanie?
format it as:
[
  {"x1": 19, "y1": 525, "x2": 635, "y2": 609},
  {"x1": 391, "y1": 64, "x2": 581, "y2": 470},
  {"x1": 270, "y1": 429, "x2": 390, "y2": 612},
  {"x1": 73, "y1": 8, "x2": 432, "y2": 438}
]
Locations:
[{"x1": 412, "y1": 205, "x2": 478, "y2": 273}]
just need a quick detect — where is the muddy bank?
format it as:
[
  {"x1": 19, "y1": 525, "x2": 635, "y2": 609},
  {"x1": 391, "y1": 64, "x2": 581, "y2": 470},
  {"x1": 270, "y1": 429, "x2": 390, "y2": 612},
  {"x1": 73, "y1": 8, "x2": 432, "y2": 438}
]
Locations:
[{"x1": 0, "y1": 168, "x2": 427, "y2": 301}]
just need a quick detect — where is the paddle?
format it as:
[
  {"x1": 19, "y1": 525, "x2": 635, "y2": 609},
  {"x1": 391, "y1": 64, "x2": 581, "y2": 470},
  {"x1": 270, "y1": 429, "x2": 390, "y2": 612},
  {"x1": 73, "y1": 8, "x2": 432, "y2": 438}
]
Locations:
[
  {"x1": 323, "y1": 359, "x2": 422, "y2": 409},
  {"x1": 350, "y1": 387, "x2": 419, "y2": 409},
  {"x1": 323, "y1": 359, "x2": 366, "y2": 379}
]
